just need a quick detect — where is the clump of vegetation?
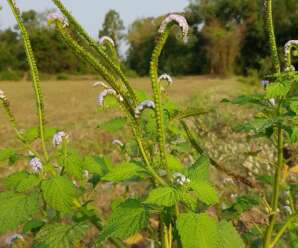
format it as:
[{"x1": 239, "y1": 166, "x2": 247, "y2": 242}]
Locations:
[{"x1": 0, "y1": 0, "x2": 297, "y2": 248}]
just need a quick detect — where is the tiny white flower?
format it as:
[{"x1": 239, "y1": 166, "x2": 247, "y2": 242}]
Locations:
[
  {"x1": 231, "y1": 193, "x2": 238, "y2": 200},
  {"x1": 84, "y1": 170, "x2": 89, "y2": 178},
  {"x1": 0, "y1": 89, "x2": 6, "y2": 100},
  {"x1": 283, "y1": 205, "x2": 292, "y2": 215},
  {"x1": 52, "y1": 131, "x2": 69, "y2": 147},
  {"x1": 285, "y1": 40, "x2": 298, "y2": 55},
  {"x1": 97, "y1": 88, "x2": 123, "y2": 106},
  {"x1": 112, "y1": 139, "x2": 124, "y2": 147},
  {"x1": 173, "y1": 172, "x2": 190, "y2": 186},
  {"x1": 93, "y1": 81, "x2": 109, "y2": 88},
  {"x1": 29, "y1": 157, "x2": 42, "y2": 172},
  {"x1": 158, "y1": 74, "x2": 173, "y2": 85},
  {"x1": 159, "y1": 14, "x2": 189, "y2": 42},
  {"x1": 285, "y1": 65, "x2": 295, "y2": 72},
  {"x1": 6, "y1": 234, "x2": 23, "y2": 246},
  {"x1": 134, "y1": 100, "x2": 155, "y2": 118},
  {"x1": 269, "y1": 98, "x2": 276, "y2": 106},
  {"x1": 47, "y1": 12, "x2": 69, "y2": 27},
  {"x1": 99, "y1": 36, "x2": 115, "y2": 46},
  {"x1": 261, "y1": 80, "x2": 269, "y2": 88},
  {"x1": 223, "y1": 177, "x2": 234, "y2": 184}
]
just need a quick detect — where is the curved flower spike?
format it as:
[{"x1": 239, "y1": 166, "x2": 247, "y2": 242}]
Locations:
[
  {"x1": 134, "y1": 100, "x2": 155, "y2": 118},
  {"x1": 112, "y1": 139, "x2": 124, "y2": 147},
  {"x1": 53, "y1": 131, "x2": 69, "y2": 146},
  {"x1": 159, "y1": 14, "x2": 189, "y2": 43},
  {"x1": 29, "y1": 157, "x2": 42, "y2": 172},
  {"x1": 158, "y1": 73, "x2": 173, "y2": 85},
  {"x1": 47, "y1": 12, "x2": 69, "y2": 27},
  {"x1": 284, "y1": 40, "x2": 298, "y2": 71},
  {"x1": 99, "y1": 36, "x2": 115, "y2": 47},
  {"x1": 97, "y1": 88, "x2": 124, "y2": 107},
  {"x1": 92, "y1": 81, "x2": 109, "y2": 88},
  {"x1": 6, "y1": 234, "x2": 24, "y2": 246}
]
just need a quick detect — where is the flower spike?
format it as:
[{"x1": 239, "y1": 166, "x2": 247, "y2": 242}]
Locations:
[
  {"x1": 97, "y1": 88, "x2": 124, "y2": 107},
  {"x1": 112, "y1": 139, "x2": 124, "y2": 147},
  {"x1": 92, "y1": 81, "x2": 109, "y2": 88},
  {"x1": 47, "y1": 12, "x2": 69, "y2": 27},
  {"x1": 284, "y1": 40, "x2": 298, "y2": 71},
  {"x1": 159, "y1": 14, "x2": 189, "y2": 42},
  {"x1": 53, "y1": 131, "x2": 69, "y2": 146},
  {"x1": 158, "y1": 73, "x2": 173, "y2": 86},
  {"x1": 134, "y1": 100, "x2": 155, "y2": 118},
  {"x1": 29, "y1": 157, "x2": 42, "y2": 172},
  {"x1": 99, "y1": 36, "x2": 115, "y2": 47}
]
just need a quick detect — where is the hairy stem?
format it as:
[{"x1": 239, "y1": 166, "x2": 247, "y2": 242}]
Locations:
[
  {"x1": 51, "y1": 0, "x2": 137, "y2": 104},
  {"x1": 150, "y1": 31, "x2": 170, "y2": 171},
  {"x1": 7, "y1": 0, "x2": 48, "y2": 160}
]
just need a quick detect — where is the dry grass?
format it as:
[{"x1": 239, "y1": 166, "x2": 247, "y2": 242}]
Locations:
[{"x1": 0, "y1": 76, "x2": 249, "y2": 152}]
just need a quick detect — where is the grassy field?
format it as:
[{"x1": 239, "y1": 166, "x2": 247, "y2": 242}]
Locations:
[{"x1": 0, "y1": 76, "x2": 251, "y2": 152}]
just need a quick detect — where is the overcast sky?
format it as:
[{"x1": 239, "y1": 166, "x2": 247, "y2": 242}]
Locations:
[{"x1": 1, "y1": 0, "x2": 189, "y2": 37}]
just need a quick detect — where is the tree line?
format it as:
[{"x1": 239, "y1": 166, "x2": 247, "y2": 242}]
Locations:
[{"x1": 1, "y1": 0, "x2": 298, "y2": 80}]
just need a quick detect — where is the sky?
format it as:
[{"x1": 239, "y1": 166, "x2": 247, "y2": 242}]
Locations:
[{"x1": 0, "y1": 0, "x2": 190, "y2": 37}]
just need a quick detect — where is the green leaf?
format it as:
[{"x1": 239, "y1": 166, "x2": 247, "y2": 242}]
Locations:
[
  {"x1": 228, "y1": 94, "x2": 264, "y2": 105},
  {"x1": 4, "y1": 171, "x2": 40, "y2": 192},
  {"x1": 83, "y1": 155, "x2": 109, "y2": 176},
  {"x1": 187, "y1": 155, "x2": 209, "y2": 182},
  {"x1": 23, "y1": 127, "x2": 39, "y2": 142},
  {"x1": 41, "y1": 176, "x2": 78, "y2": 213},
  {"x1": 0, "y1": 148, "x2": 19, "y2": 165},
  {"x1": 290, "y1": 101, "x2": 298, "y2": 114},
  {"x1": 218, "y1": 221, "x2": 244, "y2": 248},
  {"x1": 23, "y1": 219, "x2": 45, "y2": 233},
  {"x1": 167, "y1": 154, "x2": 184, "y2": 171},
  {"x1": 99, "y1": 117, "x2": 127, "y2": 133},
  {"x1": 59, "y1": 150, "x2": 83, "y2": 179},
  {"x1": 0, "y1": 192, "x2": 40, "y2": 235},
  {"x1": 266, "y1": 82, "x2": 290, "y2": 98},
  {"x1": 144, "y1": 187, "x2": 179, "y2": 207},
  {"x1": 102, "y1": 162, "x2": 146, "y2": 182},
  {"x1": 99, "y1": 199, "x2": 148, "y2": 241},
  {"x1": 32, "y1": 222, "x2": 89, "y2": 248},
  {"x1": 177, "y1": 213, "x2": 218, "y2": 248},
  {"x1": 290, "y1": 128, "x2": 298, "y2": 143},
  {"x1": 190, "y1": 181, "x2": 219, "y2": 205}
]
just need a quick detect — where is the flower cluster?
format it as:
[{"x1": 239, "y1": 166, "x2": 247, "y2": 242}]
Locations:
[
  {"x1": 97, "y1": 89, "x2": 124, "y2": 106},
  {"x1": 158, "y1": 73, "x2": 173, "y2": 85},
  {"x1": 134, "y1": 100, "x2": 155, "y2": 118},
  {"x1": 159, "y1": 14, "x2": 189, "y2": 43},
  {"x1": 99, "y1": 36, "x2": 115, "y2": 47},
  {"x1": 6, "y1": 234, "x2": 23, "y2": 246},
  {"x1": 29, "y1": 157, "x2": 42, "y2": 172},
  {"x1": 261, "y1": 80, "x2": 269, "y2": 89},
  {"x1": 11, "y1": 0, "x2": 20, "y2": 14},
  {"x1": 173, "y1": 172, "x2": 190, "y2": 186},
  {"x1": 93, "y1": 81, "x2": 109, "y2": 88},
  {"x1": 112, "y1": 139, "x2": 124, "y2": 147},
  {"x1": 284, "y1": 40, "x2": 298, "y2": 71},
  {"x1": 47, "y1": 12, "x2": 69, "y2": 27},
  {"x1": 0, "y1": 89, "x2": 6, "y2": 100},
  {"x1": 53, "y1": 131, "x2": 69, "y2": 146}
]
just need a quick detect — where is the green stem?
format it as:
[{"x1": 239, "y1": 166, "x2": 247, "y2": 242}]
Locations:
[
  {"x1": 150, "y1": 31, "x2": 170, "y2": 171},
  {"x1": 7, "y1": 0, "x2": 48, "y2": 161},
  {"x1": 264, "y1": 104, "x2": 284, "y2": 248},
  {"x1": 270, "y1": 214, "x2": 298, "y2": 247},
  {"x1": 264, "y1": 0, "x2": 281, "y2": 73}
]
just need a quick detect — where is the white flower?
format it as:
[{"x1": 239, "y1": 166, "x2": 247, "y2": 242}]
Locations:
[
  {"x1": 283, "y1": 205, "x2": 292, "y2": 215},
  {"x1": 97, "y1": 88, "x2": 123, "y2": 106},
  {"x1": 223, "y1": 177, "x2": 234, "y2": 184},
  {"x1": 99, "y1": 36, "x2": 115, "y2": 46},
  {"x1": 0, "y1": 89, "x2": 5, "y2": 100},
  {"x1": 53, "y1": 131, "x2": 69, "y2": 146},
  {"x1": 84, "y1": 170, "x2": 89, "y2": 178},
  {"x1": 159, "y1": 14, "x2": 189, "y2": 42},
  {"x1": 158, "y1": 74, "x2": 173, "y2": 85},
  {"x1": 285, "y1": 40, "x2": 298, "y2": 55},
  {"x1": 285, "y1": 65, "x2": 295, "y2": 72},
  {"x1": 269, "y1": 98, "x2": 276, "y2": 106},
  {"x1": 29, "y1": 157, "x2": 42, "y2": 172},
  {"x1": 173, "y1": 172, "x2": 190, "y2": 186},
  {"x1": 6, "y1": 234, "x2": 23, "y2": 246},
  {"x1": 134, "y1": 100, "x2": 155, "y2": 118},
  {"x1": 112, "y1": 139, "x2": 124, "y2": 147},
  {"x1": 47, "y1": 12, "x2": 69, "y2": 27},
  {"x1": 93, "y1": 81, "x2": 109, "y2": 88},
  {"x1": 261, "y1": 80, "x2": 269, "y2": 88}
]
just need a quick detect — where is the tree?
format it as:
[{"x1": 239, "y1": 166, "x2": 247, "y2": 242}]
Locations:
[{"x1": 99, "y1": 10, "x2": 125, "y2": 50}]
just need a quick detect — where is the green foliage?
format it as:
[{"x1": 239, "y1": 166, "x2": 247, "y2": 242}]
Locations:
[
  {"x1": 58, "y1": 150, "x2": 84, "y2": 179},
  {"x1": 83, "y1": 155, "x2": 109, "y2": 176},
  {"x1": 41, "y1": 176, "x2": 78, "y2": 213},
  {"x1": 0, "y1": 192, "x2": 40, "y2": 235},
  {"x1": 102, "y1": 162, "x2": 146, "y2": 182},
  {"x1": 32, "y1": 222, "x2": 89, "y2": 248},
  {"x1": 144, "y1": 187, "x2": 179, "y2": 207},
  {"x1": 99, "y1": 199, "x2": 148, "y2": 241},
  {"x1": 98, "y1": 117, "x2": 127, "y2": 133},
  {"x1": 4, "y1": 171, "x2": 40, "y2": 192},
  {"x1": 177, "y1": 213, "x2": 244, "y2": 248}
]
